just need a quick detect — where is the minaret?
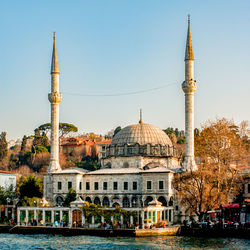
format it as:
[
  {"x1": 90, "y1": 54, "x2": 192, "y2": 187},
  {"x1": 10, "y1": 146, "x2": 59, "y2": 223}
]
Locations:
[
  {"x1": 44, "y1": 33, "x2": 62, "y2": 202},
  {"x1": 182, "y1": 16, "x2": 197, "y2": 171},
  {"x1": 48, "y1": 32, "x2": 62, "y2": 173}
]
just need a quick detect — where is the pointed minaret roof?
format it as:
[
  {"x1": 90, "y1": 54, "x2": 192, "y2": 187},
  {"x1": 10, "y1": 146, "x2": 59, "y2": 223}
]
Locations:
[
  {"x1": 185, "y1": 15, "x2": 194, "y2": 61},
  {"x1": 51, "y1": 32, "x2": 60, "y2": 74},
  {"x1": 139, "y1": 109, "x2": 143, "y2": 124}
]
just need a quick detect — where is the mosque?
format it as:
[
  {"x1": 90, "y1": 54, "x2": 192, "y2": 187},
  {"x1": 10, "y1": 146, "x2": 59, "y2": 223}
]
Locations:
[{"x1": 42, "y1": 16, "x2": 197, "y2": 226}]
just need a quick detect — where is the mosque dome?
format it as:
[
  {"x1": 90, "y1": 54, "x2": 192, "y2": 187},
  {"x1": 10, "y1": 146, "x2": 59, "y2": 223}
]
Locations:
[{"x1": 111, "y1": 122, "x2": 172, "y2": 146}]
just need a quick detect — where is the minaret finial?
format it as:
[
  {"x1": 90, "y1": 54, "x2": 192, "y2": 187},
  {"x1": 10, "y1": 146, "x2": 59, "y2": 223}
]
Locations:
[
  {"x1": 185, "y1": 15, "x2": 194, "y2": 61},
  {"x1": 51, "y1": 32, "x2": 59, "y2": 74},
  {"x1": 139, "y1": 109, "x2": 143, "y2": 124}
]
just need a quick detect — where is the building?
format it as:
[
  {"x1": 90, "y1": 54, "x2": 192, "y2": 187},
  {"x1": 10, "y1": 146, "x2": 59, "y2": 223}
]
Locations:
[
  {"x1": 61, "y1": 137, "x2": 97, "y2": 158},
  {"x1": 41, "y1": 17, "x2": 197, "y2": 227},
  {"x1": 0, "y1": 170, "x2": 16, "y2": 190}
]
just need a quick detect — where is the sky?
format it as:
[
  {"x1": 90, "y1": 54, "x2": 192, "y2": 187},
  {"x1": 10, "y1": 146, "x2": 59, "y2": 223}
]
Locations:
[{"x1": 0, "y1": 0, "x2": 249, "y2": 140}]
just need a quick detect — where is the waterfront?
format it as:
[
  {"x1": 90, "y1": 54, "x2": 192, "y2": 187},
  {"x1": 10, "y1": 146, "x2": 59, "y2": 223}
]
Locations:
[{"x1": 0, "y1": 234, "x2": 249, "y2": 249}]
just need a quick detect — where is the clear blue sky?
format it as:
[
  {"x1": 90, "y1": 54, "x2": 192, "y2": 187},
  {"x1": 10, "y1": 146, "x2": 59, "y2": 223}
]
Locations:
[{"x1": 0, "y1": 0, "x2": 249, "y2": 140}]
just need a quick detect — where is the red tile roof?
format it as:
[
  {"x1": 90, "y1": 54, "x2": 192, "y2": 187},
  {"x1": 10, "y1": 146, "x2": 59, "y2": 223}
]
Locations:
[
  {"x1": 98, "y1": 139, "x2": 112, "y2": 144},
  {"x1": 0, "y1": 170, "x2": 16, "y2": 175}
]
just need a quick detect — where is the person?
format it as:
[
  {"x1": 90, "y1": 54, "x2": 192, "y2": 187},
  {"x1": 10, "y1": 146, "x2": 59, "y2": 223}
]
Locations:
[
  {"x1": 109, "y1": 221, "x2": 113, "y2": 229},
  {"x1": 60, "y1": 220, "x2": 63, "y2": 227},
  {"x1": 103, "y1": 221, "x2": 107, "y2": 229},
  {"x1": 73, "y1": 221, "x2": 76, "y2": 228}
]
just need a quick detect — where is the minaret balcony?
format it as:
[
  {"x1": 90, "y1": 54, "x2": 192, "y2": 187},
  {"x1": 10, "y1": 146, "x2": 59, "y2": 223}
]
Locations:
[
  {"x1": 48, "y1": 92, "x2": 62, "y2": 104},
  {"x1": 182, "y1": 80, "x2": 197, "y2": 94}
]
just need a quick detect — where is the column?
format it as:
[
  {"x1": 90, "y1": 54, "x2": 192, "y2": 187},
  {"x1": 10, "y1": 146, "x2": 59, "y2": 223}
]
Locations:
[
  {"x1": 26, "y1": 210, "x2": 28, "y2": 225},
  {"x1": 91, "y1": 216, "x2": 95, "y2": 224},
  {"x1": 69, "y1": 210, "x2": 72, "y2": 227},
  {"x1": 141, "y1": 210, "x2": 144, "y2": 228},
  {"x1": 60, "y1": 210, "x2": 63, "y2": 222},
  {"x1": 17, "y1": 209, "x2": 20, "y2": 225},
  {"x1": 120, "y1": 215, "x2": 123, "y2": 224},
  {"x1": 130, "y1": 215, "x2": 133, "y2": 225},
  {"x1": 34, "y1": 210, "x2": 37, "y2": 220},
  {"x1": 52, "y1": 210, "x2": 54, "y2": 224},
  {"x1": 42, "y1": 210, "x2": 45, "y2": 225},
  {"x1": 101, "y1": 216, "x2": 104, "y2": 223},
  {"x1": 111, "y1": 216, "x2": 114, "y2": 222}
]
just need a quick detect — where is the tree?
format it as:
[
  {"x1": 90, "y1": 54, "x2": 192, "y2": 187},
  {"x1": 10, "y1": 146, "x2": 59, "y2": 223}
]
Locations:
[
  {"x1": 38, "y1": 123, "x2": 78, "y2": 137},
  {"x1": 0, "y1": 132, "x2": 8, "y2": 161},
  {"x1": 173, "y1": 163, "x2": 240, "y2": 221},
  {"x1": 63, "y1": 188, "x2": 76, "y2": 206},
  {"x1": 18, "y1": 175, "x2": 43, "y2": 199},
  {"x1": 0, "y1": 185, "x2": 16, "y2": 205},
  {"x1": 195, "y1": 118, "x2": 245, "y2": 166},
  {"x1": 20, "y1": 135, "x2": 27, "y2": 154},
  {"x1": 113, "y1": 126, "x2": 122, "y2": 137},
  {"x1": 174, "y1": 118, "x2": 245, "y2": 220}
]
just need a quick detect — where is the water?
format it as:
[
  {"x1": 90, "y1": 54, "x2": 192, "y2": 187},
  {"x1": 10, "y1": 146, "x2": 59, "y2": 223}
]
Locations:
[{"x1": 0, "y1": 234, "x2": 249, "y2": 249}]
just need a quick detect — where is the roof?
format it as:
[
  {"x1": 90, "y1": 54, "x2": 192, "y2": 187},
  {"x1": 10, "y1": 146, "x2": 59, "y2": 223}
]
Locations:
[
  {"x1": 111, "y1": 123, "x2": 172, "y2": 146},
  {"x1": 97, "y1": 139, "x2": 112, "y2": 145},
  {"x1": 53, "y1": 167, "x2": 88, "y2": 175},
  {"x1": 0, "y1": 170, "x2": 16, "y2": 175},
  {"x1": 87, "y1": 168, "x2": 141, "y2": 175},
  {"x1": 86, "y1": 166, "x2": 173, "y2": 175}
]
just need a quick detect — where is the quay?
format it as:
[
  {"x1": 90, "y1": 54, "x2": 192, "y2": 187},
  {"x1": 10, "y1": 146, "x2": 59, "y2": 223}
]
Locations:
[{"x1": 1, "y1": 225, "x2": 180, "y2": 237}]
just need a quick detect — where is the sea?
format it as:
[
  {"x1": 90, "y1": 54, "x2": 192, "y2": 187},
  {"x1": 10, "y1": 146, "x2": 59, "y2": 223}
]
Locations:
[{"x1": 0, "y1": 234, "x2": 249, "y2": 249}]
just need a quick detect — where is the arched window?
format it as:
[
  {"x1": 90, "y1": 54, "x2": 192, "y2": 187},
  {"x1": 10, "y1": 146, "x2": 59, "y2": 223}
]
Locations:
[
  {"x1": 112, "y1": 202, "x2": 120, "y2": 208},
  {"x1": 169, "y1": 197, "x2": 173, "y2": 206},
  {"x1": 94, "y1": 197, "x2": 101, "y2": 205},
  {"x1": 85, "y1": 197, "x2": 92, "y2": 204},
  {"x1": 144, "y1": 196, "x2": 153, "y2": 206},
  {"x1": 56, "y1": 196, "x2": 64, "y2": 206},
  {"x1": 158, "y1": 196, "x2": 168, "y2": 206},
  {"x1": 102, "y1": 197, "x2": 110, "y2": 207},
  {"x1": 122, "y1": 197, "x2": 130, "y2": 208},
  {"x1": 131, "y1": 197, "x2": 138, "y2": 208}
]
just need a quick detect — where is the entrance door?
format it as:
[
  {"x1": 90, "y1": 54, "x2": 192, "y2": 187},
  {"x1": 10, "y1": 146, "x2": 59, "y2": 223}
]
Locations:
[
  {"x1": 157, "y1": 211, "x2": 160, "y2": 223},
  {"x1": 72, "y1": 210, "x2": 82, "y2": 227}
]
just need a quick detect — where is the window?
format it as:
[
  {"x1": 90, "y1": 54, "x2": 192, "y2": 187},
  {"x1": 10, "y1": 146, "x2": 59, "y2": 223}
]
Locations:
[
  {"x1": 58, "y1": 182, "x2": 62, "y2": 190},
  {"x1": 144, "y1": 211, "x2": 147, "y2": 219},
  {"x1": 124, "y1": 182, "x2": 128, "y2": 190},
  {"x1": 79, "y1": 182, "x2": 82, "y2": 190},
  {"x1": 103, "y1": 182, "x2": 108, "y2": 190},
  {"x1": 175, "y1": 205, "x2": 179, "y2": 211},
  {"x1": 153, "y1": 211, "x2": 155, "y2": 222},
  {"x1": 94, "y1": 182, "x2": 99, "y2": 190},
  {"x1": 133, "y1": 182, "x2": 137, "y2": 190},
  {"x1": 248, "y1": 184, "x2": 250, "y2": 193},
  {"x1": 113, "y1": 182, "x2": 118, "y2": 190},
  {"x1": 159, "y1": 181, "x2": 164, "y2": 190},
  {"x1": 148, "y1": 212, "x2": 151, "y2": 220},
  {"x1": 68, "y1": 182, "x2": 72, "y2": 190},
  {"x1": 86, "y1": 182, "x2": 90, "y2": 190},
  {"x1": 147, "y1": 181, "x2": 152, "y2": 190}
]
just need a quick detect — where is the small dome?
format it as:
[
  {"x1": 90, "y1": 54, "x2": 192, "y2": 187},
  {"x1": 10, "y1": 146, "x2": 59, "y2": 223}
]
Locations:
[{"x1": 111, "y1": 123, "x2": 172, "y2": 146}]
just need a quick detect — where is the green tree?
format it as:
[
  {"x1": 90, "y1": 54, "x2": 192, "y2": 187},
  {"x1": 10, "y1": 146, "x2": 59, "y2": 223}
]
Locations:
[
  {"x1": 18, "y1": 175, "x2": 43, "y2": 199},
  {"x1": 113, "y1": 126, "x2": 122, "y2": 137},
  {"x1": 20, "y1": 135, "x2": 27, "y2": 154},
  {"x1": 63, "y1": 188, "x2": 76, "y2": 206},
  {"x1": 38, "y1": 123, "x2": 78, "y2": 137},
  {"x1": 0, "y1": 132, "x2": 8, "y2": 161},
  {"x1": 0, "y1": 185, "x2": 16, "y2": 205}
]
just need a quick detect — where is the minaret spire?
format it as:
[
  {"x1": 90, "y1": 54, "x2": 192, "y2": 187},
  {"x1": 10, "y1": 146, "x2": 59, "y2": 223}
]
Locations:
[
  {"x1": 182, "y1": 16, "x2": 197, "y2": 171},
  {"x1": 51, "y1": 32, "x2": 59, "y2": 74},
  {"x1": 139, "y1": 109, "x2": 143, "y2": 124},
  {"x1": 185, "y1": 15, "x2": 194, "y2": 61}
]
